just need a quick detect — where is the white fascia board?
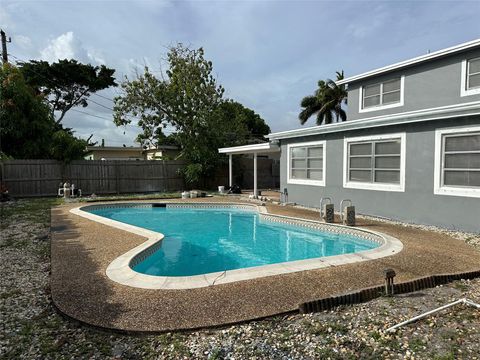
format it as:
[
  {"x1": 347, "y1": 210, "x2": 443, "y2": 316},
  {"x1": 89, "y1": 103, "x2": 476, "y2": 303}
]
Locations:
[
  {"x1": 267, "y1": 100, "x2": 480, "y2": 141},
  {"x1": 86, "y1": 146, "x2": 144, "y2": 152},
  {"x1": 336, "y1": 38, "x2": 480, "y2": 85},
  {"x1": 218, "y1": 143, "x2": 280, "y2": 155}
]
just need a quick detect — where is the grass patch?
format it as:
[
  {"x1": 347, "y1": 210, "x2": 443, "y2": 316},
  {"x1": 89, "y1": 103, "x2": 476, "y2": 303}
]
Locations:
[
  {"x1": 0, "y1": 289, "x2": 22, "y2": 300},
  {"x1": 0, "y1": 198, "x2": 63, "y2": 229},
  {"x1": 409, "y1": 337, "x2": 427, "y2": 352},
  {"x1": 303, "y1": 320, "x2": 349, "y2": 336},
  {"x1": 314, "y1": 347, "x2": 347, "y2": 359},
  {"x1": 452, "y1": 282, "x2": 469, "y2": 292}
]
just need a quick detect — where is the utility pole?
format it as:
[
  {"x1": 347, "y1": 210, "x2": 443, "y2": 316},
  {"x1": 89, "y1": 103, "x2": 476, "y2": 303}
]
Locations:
[
  {"x1": 1, "y1": 29, "x2": 11, "y2": 64},
  {"x1": 0, "y1": 29, "x2": 9, "y2": 164}
]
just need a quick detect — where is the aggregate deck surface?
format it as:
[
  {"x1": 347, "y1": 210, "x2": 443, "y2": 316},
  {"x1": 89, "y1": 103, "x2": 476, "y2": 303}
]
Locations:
[{"x1": 50, "y1": 197, "x2": 480, "y2": 332}]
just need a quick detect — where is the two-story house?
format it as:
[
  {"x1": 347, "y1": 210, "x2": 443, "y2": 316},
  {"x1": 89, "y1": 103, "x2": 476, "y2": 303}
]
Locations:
[{"x1": 220, "y1": 39, "x2": 480, "y2": 232}]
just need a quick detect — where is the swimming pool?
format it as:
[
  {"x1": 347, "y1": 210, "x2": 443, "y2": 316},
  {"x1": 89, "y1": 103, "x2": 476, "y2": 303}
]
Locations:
[
  {"x1": 72, "y1": 203, "x2": 403, "y2": 289},
  {"x1": 88, "y1": 205, "x2": 379, "y2": 276}
]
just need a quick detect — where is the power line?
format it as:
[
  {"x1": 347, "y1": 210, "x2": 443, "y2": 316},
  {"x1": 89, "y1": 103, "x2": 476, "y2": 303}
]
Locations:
[
  {"x1": 87, "y1": 98, "x2": 114, "y2": 111},
  {"x1": 71, "y1": 109, "x2": 113, "y2": 122},
  {"x1": 91, "y1": 91, "x2": 115, "y2": 102},
  {"x1": 70, "y1": 109, "x2": 176, "y2": 134},
  {"x1": 9, "y1": 53, "x2": 148, "y2": 125},
  {"x1": 9, "y1": 53, "x2": 178, "y2": 137}
]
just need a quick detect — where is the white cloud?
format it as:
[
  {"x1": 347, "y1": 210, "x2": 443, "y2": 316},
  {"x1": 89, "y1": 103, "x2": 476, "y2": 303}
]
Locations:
[
  {"x1": 14, "y1": 34, "x2": 32, "y2": 50},
  {"x1": 346, "y1": 5, "x2": 390, "y2": 39},
  {"x1": 39, "y1": 31, "x2": 103, "y2": 65},
  {"x1": 40, "y1": 32, "x2": 82, "y2": 62}
]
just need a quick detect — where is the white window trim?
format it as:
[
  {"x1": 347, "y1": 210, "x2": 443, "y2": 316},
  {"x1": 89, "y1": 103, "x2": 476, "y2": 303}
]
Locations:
[
  {"x1": 343, "y1": 133, "x2": 406, "y2": 192},
  {"x1": 434, "y1": 125, "x2": 480, "y2": 198},
  {"x1": 460, "y1": 58, "x2": 480, "y2": 97},
  {"x1": 287, "y1": 140, "x2": 326, "y2": 186},
  {"x1": 358, "y1": 76, "x2": 405, "y2": 113}
]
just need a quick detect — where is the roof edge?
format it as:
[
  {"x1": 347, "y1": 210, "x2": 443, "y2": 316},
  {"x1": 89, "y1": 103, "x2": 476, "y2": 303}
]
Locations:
[
  {"x1": 267, "y1": 100, "x2": 480, "y2": 140},
  {"x1": 337, "y1": 38, "x2": 480, "y2": 85},
  {"x1": 218, "y1": 142, "x2": 280, "y2": 155}
]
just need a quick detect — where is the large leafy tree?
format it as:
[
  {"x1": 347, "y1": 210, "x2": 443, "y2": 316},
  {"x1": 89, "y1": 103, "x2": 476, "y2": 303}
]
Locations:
[
  {"x1": 114, "y1": 44, "x2": 270, "y2": 184},
  {"x1": 299, "y1": 71, "x2": 347, "y2": 125},
  {"x1": 216, "y1": 101, "x2": 270, "y2": 144},
  {"x1": 1, "y1": 64, "x2": 53, "y2": 158},
  {"x1": 19, "y1": 59, "x2": 117, "y2": 124},
  {"x1": 0, "y1": 63, "x2": 87, "y2": 161}
]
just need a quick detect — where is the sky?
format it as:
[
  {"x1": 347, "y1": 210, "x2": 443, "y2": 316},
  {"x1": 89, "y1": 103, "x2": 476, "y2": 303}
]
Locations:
[{"x1": 2, "y1": 0, "x2": 480, "y2": 147}]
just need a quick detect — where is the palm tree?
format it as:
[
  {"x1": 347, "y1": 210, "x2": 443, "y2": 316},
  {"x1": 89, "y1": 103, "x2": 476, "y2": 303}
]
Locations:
[{"x1": 299, "y1": 71, "x2": 347, "y2": 125}]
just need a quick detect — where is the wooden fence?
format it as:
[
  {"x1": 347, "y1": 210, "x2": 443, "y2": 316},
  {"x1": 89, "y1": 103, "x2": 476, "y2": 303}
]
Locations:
[
  {"x1": 0, "y1": 158, "x2": 279, "y2": 197},
  {"x1": 0, "y1": 160, "x2": 186, "y2": 197}
]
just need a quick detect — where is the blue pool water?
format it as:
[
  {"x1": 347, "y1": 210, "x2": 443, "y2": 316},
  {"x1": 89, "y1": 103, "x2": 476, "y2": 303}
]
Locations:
[{"x1": 88, "y1": 206, "x2": 379, "y2": 276}]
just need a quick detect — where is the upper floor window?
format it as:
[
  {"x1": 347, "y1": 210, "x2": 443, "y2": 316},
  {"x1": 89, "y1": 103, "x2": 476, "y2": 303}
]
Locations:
[
  {"x1": 434, "y1": 126, "x2": 480, "y2": 198},
  {"x1": 287, "y1": 141, "x2": 326, "y2": 186},
  {"x1": 343, "y1": 133, "x2": 406, "y2": 192},
  {"x1": 359, "y1": 76, "x2": 404, "y2": 113},
  {"x1": 461, "y1": 57, "x2": 480, "y2": 97}
]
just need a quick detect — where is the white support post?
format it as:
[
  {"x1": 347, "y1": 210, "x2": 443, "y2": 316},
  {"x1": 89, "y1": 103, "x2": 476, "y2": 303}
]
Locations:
[
  {"x1": 228, "y1": 154, "x2": 233, "y2": 188},
  {"x1": 253, "y1": 152, "x2": 258, "y2": 198}
]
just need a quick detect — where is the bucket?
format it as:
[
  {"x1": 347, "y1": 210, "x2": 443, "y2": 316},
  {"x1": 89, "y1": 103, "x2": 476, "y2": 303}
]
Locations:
[
  {"x1": 181, "y1": 191, "x2": 189, "y2": 199},
  {"x1": 190, "y1": 191, "x2": 198, "y2": 198},
  {"x1": 218, "y1": 186, "x2": 225, "y2": 194}
]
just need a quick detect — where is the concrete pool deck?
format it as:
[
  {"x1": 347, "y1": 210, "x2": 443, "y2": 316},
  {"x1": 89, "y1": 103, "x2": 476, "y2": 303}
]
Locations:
[{"x1": 51, "y1": 197, "x2": 480, "y2": 332}]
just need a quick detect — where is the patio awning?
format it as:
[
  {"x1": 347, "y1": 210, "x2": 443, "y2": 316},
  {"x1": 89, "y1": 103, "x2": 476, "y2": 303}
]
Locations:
[
  {"x1": 218, "y1": 142, "x2": 280, "y2": 155},
  {"x1": 218, "y1": 142, "x2": 280, "y2": 197}
]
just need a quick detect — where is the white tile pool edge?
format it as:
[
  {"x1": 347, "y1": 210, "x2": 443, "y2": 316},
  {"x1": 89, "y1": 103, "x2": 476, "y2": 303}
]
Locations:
[{"x1": 69, "y1": 202, "x2": 403, "y2": 290}]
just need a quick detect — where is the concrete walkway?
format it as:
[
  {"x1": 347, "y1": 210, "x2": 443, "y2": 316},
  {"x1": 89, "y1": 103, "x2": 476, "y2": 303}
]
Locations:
[{"x1": 51, "y1": 197, "x2": 480, "y2": 332}]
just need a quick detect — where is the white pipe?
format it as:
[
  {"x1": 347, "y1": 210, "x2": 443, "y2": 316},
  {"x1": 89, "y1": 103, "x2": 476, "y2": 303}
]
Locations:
[
  {"x1": 253, "y1": 152, "x2": 258, "y2": 197},
  {"x1": 465, "y1": 299, "x2": 480, "y2": 308},
  {"x1": 387, "y1": 298, "x2": 480, "y2": 332},
  {"x1": 228, "y1": 154, "x2": 233, "y2": 188}
]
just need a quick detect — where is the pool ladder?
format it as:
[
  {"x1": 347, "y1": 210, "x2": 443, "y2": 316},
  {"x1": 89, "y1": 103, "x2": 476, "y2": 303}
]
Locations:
[
  {"x1": 319, "y1": 197, "x2": 334, "y2": 223},
  {"x1": 320, "y1": 197, "x2": 356, "y2": 226}
]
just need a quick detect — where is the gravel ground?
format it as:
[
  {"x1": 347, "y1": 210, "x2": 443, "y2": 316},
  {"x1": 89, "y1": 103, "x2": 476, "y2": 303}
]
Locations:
[{"x1": 1, "y1": 198, "x2": 480, "y2": 359}]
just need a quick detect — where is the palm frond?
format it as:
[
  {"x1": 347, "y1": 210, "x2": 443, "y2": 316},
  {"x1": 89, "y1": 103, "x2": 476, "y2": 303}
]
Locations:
[
  {"x1": 299, "y1": 106, "x2": 319, "y2": 125},
  {"x1": 300, "y1": 71, "x2": 348, "y2": 126},
  {"x1": 300, "y1": 95, "x2": 318, "y2": 108},
  {"x1": 337, "y1": 108, "x2": 347, "y2": 122},
  {"x1": 323, "y1": 109, "x2": 333, "y2": 125}
]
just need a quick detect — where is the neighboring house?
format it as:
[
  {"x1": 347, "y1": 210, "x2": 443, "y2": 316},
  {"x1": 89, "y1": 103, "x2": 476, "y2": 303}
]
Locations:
[
  {"x1": 84, "y1": 146, "x2": 144, "y2": 160},
  {"x1": 84, "y1": 145, "x2": 180, "y2": 160},
  {"x1": 143, "y1": 145, "x2": 180, "y2": 160},
  {"x1": 221, "y1": 39, "x2": 480, "y2": 232}
]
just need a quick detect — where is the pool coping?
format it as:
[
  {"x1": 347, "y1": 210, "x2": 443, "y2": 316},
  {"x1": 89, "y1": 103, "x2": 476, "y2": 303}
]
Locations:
[{"x1": 70, "y1": 203, "x2": 403, "y2": 290}]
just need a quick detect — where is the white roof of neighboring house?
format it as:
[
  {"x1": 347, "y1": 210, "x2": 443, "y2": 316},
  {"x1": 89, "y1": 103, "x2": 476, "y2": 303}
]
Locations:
[
  {"x1": 337, "y1": 38, "x2": 480, "y2": 85},
  {"x1": 85, "y1": 145, "x2": 179, "y2": 153},
  {"x1": 85, "y1": 146, "x2": 143, "y2": 152}
]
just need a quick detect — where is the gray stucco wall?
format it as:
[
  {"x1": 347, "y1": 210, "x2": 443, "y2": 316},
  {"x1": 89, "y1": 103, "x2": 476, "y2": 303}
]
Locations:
[
  {"x1": 347, "y1": 48, "x2": 480, "y2": 121},
  {"x1": 280, "y1": 116, "x2": 480, "y2": 233}
]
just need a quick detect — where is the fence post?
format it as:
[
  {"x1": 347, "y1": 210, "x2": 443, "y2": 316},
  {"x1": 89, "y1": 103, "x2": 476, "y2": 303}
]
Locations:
[{"x1": 115, "y1": 162, "x2": 120, "y2": 195}]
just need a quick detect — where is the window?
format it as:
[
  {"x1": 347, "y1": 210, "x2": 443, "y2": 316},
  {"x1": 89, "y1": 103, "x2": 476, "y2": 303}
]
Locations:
[
  {"x1": 359, "y1": 76, "x2": 404, "y2": 113},
  {"x1": 287, "y1": 141, "x2": 326, "y2": 186},
  {"x1": 434, "y1": 126, "x2": 480, "y2": 197},
  {"x1": 343, "y1": 133, "x2": 406, "y2": 192},
  {"x1": 461, "y1": 57, "x2": 480, "y2": 97}
]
